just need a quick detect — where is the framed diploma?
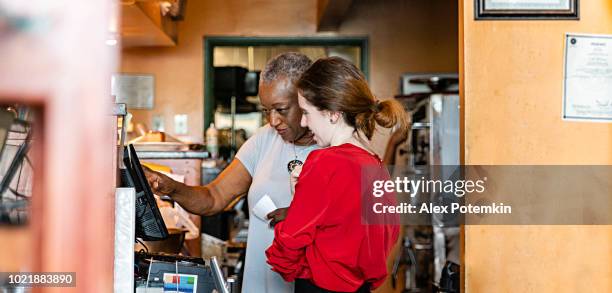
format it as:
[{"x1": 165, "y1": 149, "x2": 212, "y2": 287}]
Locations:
[
  {"x1": 563, "y1": 34, "x2": 612, "y2": 122},
  {"x1": 476, "y1": 0, "x2": 579, "y2": 20}
]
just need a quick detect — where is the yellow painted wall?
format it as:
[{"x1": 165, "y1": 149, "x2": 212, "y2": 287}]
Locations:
[
  {"x1": 461, "y1": 0, "x2": 612, "y2": 291},
  {"x1": 121, "y1": 0, "x2": 458, "y2": 153}
]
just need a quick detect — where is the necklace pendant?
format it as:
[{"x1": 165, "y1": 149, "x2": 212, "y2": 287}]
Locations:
[{"x1": 287, "y1": 159, "x2": 303, "y2": 173}]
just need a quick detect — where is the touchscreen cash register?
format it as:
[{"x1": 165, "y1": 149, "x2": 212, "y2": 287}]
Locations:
[
  {"x1": 122, "y1": 144, "x2": 169, "y2": 240},
  {"x1": 123, "y1": 144, "x2": 228, "y2": 293}
]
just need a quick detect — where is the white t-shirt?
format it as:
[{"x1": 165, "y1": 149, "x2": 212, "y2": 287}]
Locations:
[{"x1": 235, "y1": 124, "x2": 318, "y2": 293}]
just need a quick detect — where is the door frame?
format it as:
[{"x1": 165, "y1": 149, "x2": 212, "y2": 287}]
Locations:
[{"x1": 202, "y1": 36, "x2": 369, "y2": 128}]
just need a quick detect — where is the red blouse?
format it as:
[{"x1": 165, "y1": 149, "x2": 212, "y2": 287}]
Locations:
[{"x1": 266, "y1": 143, "x2": 399, "y2": 292}]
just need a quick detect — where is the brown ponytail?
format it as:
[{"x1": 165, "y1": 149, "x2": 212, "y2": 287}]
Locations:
[{"x1": 297, "y1": 57, "x2": 409, "y2": 140}]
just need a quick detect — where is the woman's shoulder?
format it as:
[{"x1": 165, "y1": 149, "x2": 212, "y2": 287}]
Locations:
[
  {"x1": 306, "y1": 145, "x2": 347, "y2": 161},
  {"x1": 243, "y1": 124, "x2": 286, "y2": 152},
  {"x1": 250, "y1": 124, "x2": 279, "y2": 140},
  {"x1": 305, "y1": 144, "x2": 377, "y2": 169}
]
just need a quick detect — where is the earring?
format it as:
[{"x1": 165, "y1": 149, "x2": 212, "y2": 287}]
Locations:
[{"x1": 329, "y1": 119, "x2": 333, "y2": 123}]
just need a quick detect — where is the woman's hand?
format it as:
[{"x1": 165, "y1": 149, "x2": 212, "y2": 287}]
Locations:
[
  {"x1": 290, "y1": 164, "x2": 303, "y2": 195},
  {"x1": 267, "y1": 208, "x2": 288, "y2": 227},
  {"x1": 143, "y1": 166, "x2": 178, "y2": 196}
]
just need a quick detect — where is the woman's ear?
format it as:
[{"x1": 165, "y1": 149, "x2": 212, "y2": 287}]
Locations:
[{"x1": 327, "y1": 111, "x2": 342, "y2": 124}]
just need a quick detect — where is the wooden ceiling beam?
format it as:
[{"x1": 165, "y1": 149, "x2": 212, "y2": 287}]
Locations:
[{"x1": 120, "y1": 1, "x2": 177, "y2": 47}]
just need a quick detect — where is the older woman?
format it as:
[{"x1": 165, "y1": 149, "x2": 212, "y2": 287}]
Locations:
[
  {"x1": 145, "y1": 52, "x2": 318, "y2": 293},
  {"x1": 266, "y1": 57, "x2": 408, "y2": 293}
]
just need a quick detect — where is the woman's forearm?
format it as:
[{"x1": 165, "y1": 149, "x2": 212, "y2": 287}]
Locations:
[{"x1": 169, "y1": 182, "x2": 220, "y2": 216}]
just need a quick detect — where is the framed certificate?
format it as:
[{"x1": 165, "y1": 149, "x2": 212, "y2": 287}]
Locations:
[
  {"x1": 563, "y1": 34, "x2": 612, "y2": 122},
  {"x1": 476, "y1": 0, "x2": 579, "y2": 20}
]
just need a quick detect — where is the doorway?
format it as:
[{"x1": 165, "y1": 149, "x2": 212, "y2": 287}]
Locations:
[{"x1": 203, "y1": 36, "x2": 369, "y2": 131}]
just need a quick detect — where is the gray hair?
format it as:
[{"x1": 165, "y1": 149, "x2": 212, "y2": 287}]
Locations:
[{"x1": 260, "y1": 52, "x2": 312, "y2": 84}]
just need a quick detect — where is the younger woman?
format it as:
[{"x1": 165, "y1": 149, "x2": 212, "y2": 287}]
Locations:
[{"x1": 266, "y1": 57, "x2": 409, "y2": 293}]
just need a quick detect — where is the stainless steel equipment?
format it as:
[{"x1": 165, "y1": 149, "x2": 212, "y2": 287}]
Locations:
[{"x1": 395, "y1": 74, "x2": 460, "y2": 293}]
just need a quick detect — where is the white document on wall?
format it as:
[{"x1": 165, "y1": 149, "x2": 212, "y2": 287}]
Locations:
[{"x1": 563, "y1": 33, "x2": 612, "y2": 122}]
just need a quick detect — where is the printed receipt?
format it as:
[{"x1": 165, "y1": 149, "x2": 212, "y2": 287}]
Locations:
[{"x1": 253, "y1": 194, "x2": 277, "y2": 222}]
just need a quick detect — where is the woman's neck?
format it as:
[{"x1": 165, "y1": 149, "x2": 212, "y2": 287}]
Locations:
[
  {"x1": 330, "y1": 125, "x2": 357, "y2": 147},
  {"x1": 331, "y1": 125, "x2": 376, "y2": 156},
  {"x1": 293, "y1": 129, "x2": 316, "y2": 146}
]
